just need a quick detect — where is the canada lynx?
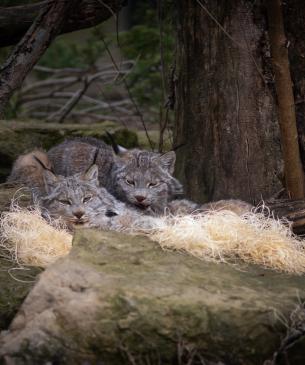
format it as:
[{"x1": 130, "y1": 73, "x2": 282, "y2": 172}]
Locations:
[
  {"x1": 7, "y1": 149, "x2": 53, "y2": 196},
  {"x1": 8, "y1": 149, "x2": 252, "y2": 232},
  {"x1": 8, "y1": 150, "x2": 153, "y2": 231},
  {"x1": 48, "y1": 137, "x2": 114, "y2": 190},
  {"x1": 40, "y1": 164, "x2": 136, "y2": 231},
  {"x1": 110, "y1": 149, "x2": 183, "y2": 214},
  {"x1": 167, "y1": 198, "x2": 253, "y2": 216},
  {"x1": 48, "y1": 138, "x2": 183, "y2": 214},
  {"x1": 39, "y1": 163, "x2": 157, "y2": 232}
]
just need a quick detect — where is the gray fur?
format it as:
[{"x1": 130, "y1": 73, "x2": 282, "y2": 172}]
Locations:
[
  {"x1": 40, "y1": 165, "x2": 129, "y2": 231},
  {"x1": 40, "y1": 164, "x2": 158, "y2": 232},
  {"x1": 48, "y1": 137, "x2": 115, "y2": 190},
  {"x1": 48, "y1": 139, "x2": 183, "y2": 214},
  {"x1": 111, "y1": 149, "x2": 183, "y2": 214},
  {"x1": 7, "y1": 150, "x2": 53, "y2": 196},
  {"x1": 167, "y1": 198, "x2": 253, "y2": 216}
]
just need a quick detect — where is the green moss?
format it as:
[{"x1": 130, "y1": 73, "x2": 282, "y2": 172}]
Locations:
[{"x1": 0, "y1": 257, "x2": 41, "y2": 330}]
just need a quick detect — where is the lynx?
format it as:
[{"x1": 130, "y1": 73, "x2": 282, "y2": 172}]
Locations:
[
  {"x1": 167, "y1": 198, "x2": 253, "y2": 216},
  {"x1": 111, "y1": 149, "x2": 183, "y2": 214},
  {"x1": 7, "y1": 149, "x2": 53, "y2": 196},
  {"x1": 48, "y1": 137, "x2": 115, "y2": 190},
  {"x1": 7, "y1": 149, "x2": 158, "y2": 231},
  {"x1": 48, "y1": 138, "x2": 183, "y2": 214},
  {"x1": 40, "y1": 164, "x2": 132, "y2": 231}
]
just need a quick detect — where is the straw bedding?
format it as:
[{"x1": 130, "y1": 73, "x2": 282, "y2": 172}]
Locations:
[
  {"x1": 150, "y1": 211, "x2": 305, "y2": 274},
  {"x1": 0, "y1": 204, "x2": 72, "y2": 267},
  {"x1": 1, "y1": 204, "x2": 305, "y2": 274}
]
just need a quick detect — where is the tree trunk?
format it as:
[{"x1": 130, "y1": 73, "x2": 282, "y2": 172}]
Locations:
[
  {"x1": 282, "y1": 1, "x2": 305, "y2": 175},
  {"x1": 0, "y1": 0, "x2": 125, "y2": 48},
  {"x1": 0, "y1": 0, "x2": 80, "y2": 117},
  {"x1": 266, "y1": 0, "x2": 305, "y2": 199},
  {"x1": 174, "y1": 0, "x2": 283, "y2": 204},
  {"x1": 266, "y1": 198, "x2": 305, "y2": 235}
]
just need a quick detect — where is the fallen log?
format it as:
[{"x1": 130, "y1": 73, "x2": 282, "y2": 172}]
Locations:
[
  {"x1": 0, "y1": 0, "x2": 126, "y2": 48},
  {"x1": 266, "y1": 198, "x2": 305, "y2": 235}
]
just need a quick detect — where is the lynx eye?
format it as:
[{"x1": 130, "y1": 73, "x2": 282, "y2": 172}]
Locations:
[
  {"x1": 105, "y1": 210, "x2": 118, "y2": 217},
  {"x1": 125, "y1": 179, "x2": 135, "y2": 186},
  {"x1": 58, "y1": 199, "x2": 71, "y2": 205},
  {"x1": 83, "y1": 195, "x2": 92, "y2": 203},
  {"x1": 148, "y1": 182, "x2": 158, "y2": 188}
]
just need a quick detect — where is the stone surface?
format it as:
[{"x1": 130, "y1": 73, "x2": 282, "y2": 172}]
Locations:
[
  {"x1": 0, "y1": 184, "x2": 40, "y2": 331},
  {"x1": 1, "y1": 229, "x2": 305, "y2": 364}
]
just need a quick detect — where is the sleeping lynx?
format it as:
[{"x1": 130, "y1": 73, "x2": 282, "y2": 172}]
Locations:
[
  {"x1": 8, "y1": 150, "x2": 252, "y2": 231},
  {"x1": 48, "y1": 138, "x2": 183, "y2": 214},
  {"x1": 8, "y1": 150, "x2": 155, "y2": 231}
]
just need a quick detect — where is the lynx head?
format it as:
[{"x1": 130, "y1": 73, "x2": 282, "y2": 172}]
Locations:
[
  {"x1": 40, "y1": 165, "x2": 121, "y2": 230},
  {"x1": 112, "y1": 150, "x2": 183, "y2": 214}
]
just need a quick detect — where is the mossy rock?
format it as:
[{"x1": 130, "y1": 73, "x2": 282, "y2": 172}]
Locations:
[
  {"x1": 1, "y1": 229, "x2": 305, "y2": 364},
  {"x1": 0, "y1": 258, "x2": 41, "y2": 331},
  {"x1": 0, "y1": 184, "x2": 40, "y2": 331},
  {"x1": 0, "y1": 120, "x2": 139, "y2": 182}
]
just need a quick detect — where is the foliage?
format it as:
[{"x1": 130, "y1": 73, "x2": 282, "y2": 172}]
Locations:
[
  {"x1": 38, "y1": 32, "x2": 106, "y2": 70},
  {"x1": 118, "y1": 5, "x2": 175, "y2": 113},
  {"x1": 36, "y1": 3, "x2": 175, "y2": 120},
  {"x1": 1, "y1": 2, "x2": 175, "y2": 123}
]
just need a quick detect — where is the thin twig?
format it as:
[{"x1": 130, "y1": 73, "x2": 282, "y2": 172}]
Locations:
[
  {"x1": 100, "y1": 36, "x2": 154, "y2": 150},
  {"x1": 47, "y1": 77, "x2": 90, "y2": 123}
]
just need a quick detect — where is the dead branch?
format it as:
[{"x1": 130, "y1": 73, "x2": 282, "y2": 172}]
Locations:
[
  {"x1": 46, "y1": 78, "x2": 90, "y2": 123},
  {"x1": 0, "y1": 0, "x2": 79, "y2": 117},
  {"x1": 0, "y1": 0, "x2": 126, "y2": 48},
  {"x1": 15, "y1": 61, "x2": 135, "y2": 123},
  {"x1": 266, "y1": 0, "x2": 305, "y2": 199}
]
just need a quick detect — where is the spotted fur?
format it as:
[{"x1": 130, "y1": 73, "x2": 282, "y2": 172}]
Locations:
[
  {"x1": 111, "y1": 149, "x2": 183, "y2": 214},
  {"x1": 48, "y1": 137, "x2": 115, "y2": 190},
  {"x1": 48, "y1": 138, "x2": 183, "y2": 215},
  {"x1": 40, "y1": 165, "x2": 127, "y2": 231}
]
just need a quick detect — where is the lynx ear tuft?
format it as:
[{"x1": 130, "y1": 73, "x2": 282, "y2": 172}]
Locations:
[
  {"x1": 159, "y1": 151, "x2": 176, "y2": 174},
  {"x1": 43, "y1": 170, "x2": 58, "y2": 192},
  {"x1": 84, "y1": 164, "x2": 99, "y2": 184}
]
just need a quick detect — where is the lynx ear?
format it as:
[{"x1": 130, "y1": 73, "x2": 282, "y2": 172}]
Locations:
[
  {"x1": 83, "y1": 164, "x2": 99, "y2": 185},
  {"x1": 43, "y1": 170, "x2": 58, "y2": 192},
  {"x1": 158, "y1": 151, "x2": 176, "y2": 174}
]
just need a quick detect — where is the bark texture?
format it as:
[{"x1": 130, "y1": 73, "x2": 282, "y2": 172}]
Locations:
[
  {"x1": 266, "y1": 0, "x2": 304, "y2": 199},
  {"x1": 174, "y1": 0, "x2": 283, "y2": 204},
  {"x1": 0, "y1": 0, "x2": 125, "y2": 48},
  {"x1": 266, "y1": 198, "x2": 305, "y2": 235},
  {"x1": 0, "y1": 0, "x2": 79, "y2": 117}
]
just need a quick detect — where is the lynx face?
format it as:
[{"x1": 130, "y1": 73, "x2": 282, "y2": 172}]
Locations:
[
  {"x1": 40, "y1": 165, "x2": 122, "y2": 230},
  {"x1": 112, "y1": 150, "x2": 183, "y2": 214}
]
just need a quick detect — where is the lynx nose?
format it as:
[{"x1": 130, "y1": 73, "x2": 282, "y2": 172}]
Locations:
[
  {"x1": 73, "y1": 210, "x2": 84, "y2": 219},
  {"x1": 135, "y1": 195, "x2": 146, "y2": 203}
]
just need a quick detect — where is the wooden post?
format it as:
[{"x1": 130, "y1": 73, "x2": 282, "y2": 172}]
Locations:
[{"x1": 266, "y1": 0, "x2": 305, "y2": 199}]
